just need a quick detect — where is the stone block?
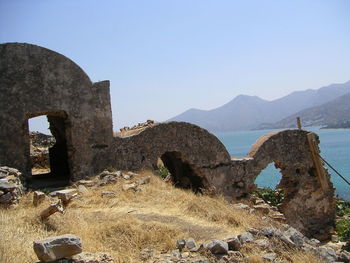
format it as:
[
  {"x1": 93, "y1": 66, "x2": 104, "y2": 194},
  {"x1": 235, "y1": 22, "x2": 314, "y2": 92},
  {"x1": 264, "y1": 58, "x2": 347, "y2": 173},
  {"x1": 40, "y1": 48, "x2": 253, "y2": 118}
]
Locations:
[{"x1": 33, "y1": 234, "x2": 82, "y2": 262}]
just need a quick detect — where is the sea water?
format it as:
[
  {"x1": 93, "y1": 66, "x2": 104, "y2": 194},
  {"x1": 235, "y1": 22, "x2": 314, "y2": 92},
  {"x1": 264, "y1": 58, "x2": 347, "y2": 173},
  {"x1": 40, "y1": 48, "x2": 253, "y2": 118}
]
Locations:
[{"x1": 215, "y1": 127, "x2": 350, "y2": 201}]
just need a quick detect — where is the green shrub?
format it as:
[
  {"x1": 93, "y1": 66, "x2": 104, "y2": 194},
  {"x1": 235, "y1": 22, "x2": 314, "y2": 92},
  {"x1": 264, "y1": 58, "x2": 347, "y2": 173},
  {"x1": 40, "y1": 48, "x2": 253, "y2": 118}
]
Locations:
[
  {"x1": 254, "y1": 188, "x2": 284, "y2": 207},
  {"x1": 336, "y1": 218, "x2": 350, "y2": 252},
  {"x1": 336, "y1": 199, "x2": 350, "y2": 217},
  {"x1": 155, "y1": 165, "x2": 170, "y2": 179}
]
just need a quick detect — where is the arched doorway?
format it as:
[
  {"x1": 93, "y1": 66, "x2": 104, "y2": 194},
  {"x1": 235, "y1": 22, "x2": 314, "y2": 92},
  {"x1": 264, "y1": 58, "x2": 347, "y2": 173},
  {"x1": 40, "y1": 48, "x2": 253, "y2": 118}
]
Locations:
[
  {"x1": 27, "y1": 111, "x2": 71, "y2": 188},
  {"x1": 160, "y1": 151, "x2": 207, "y2": 193}
]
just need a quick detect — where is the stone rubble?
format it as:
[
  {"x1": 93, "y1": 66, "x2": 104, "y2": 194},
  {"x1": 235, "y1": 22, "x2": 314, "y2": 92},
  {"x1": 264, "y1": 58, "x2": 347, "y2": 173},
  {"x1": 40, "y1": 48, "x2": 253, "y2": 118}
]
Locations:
[
  {"x1": 138, "y1": 225, "x2": 350, "y2": 263},
  {"x1": 0, "y1": 166, "x2": 24, "y2": 207},
  {"x1": 0, "y1": 164, "x2": 345, "y2": 263}
]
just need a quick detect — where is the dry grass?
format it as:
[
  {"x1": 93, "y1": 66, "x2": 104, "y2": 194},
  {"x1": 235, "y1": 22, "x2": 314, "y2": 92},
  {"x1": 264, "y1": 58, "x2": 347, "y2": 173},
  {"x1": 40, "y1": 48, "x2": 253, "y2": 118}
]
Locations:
[{"x1": 0, "y1": 170, "x2": 323, "y2": 262}]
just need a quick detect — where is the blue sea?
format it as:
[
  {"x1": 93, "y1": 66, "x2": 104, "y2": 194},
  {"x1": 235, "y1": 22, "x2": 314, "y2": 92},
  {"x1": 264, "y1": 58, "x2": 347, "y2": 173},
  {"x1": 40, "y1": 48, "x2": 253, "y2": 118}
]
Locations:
[{"x1": 214, "y1": 127, "x2": 350, "y2": 201}]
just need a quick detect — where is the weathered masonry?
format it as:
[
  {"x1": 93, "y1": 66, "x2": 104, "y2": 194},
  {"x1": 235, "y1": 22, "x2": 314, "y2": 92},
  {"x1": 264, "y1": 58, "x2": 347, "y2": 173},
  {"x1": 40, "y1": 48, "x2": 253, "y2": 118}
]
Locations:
[
  {"x1": 0, "y1": 43, "x2": 335, "y2": 240},
  {"x1": 0, "y1": 43, "x2": 113, "y2": 182}
]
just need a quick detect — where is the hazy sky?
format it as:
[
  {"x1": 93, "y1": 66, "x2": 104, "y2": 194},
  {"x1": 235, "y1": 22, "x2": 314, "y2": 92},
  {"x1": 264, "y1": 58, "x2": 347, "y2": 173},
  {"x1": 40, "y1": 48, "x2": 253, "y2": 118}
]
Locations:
[{"x1": 1, "y1": 0, "x2": 349, "y2": 132}]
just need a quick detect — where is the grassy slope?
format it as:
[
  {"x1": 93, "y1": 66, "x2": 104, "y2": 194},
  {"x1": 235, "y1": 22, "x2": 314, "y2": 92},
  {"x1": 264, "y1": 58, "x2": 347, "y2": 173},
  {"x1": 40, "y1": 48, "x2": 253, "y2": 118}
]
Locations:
[{"x1": 0, "y1": 170, "x2": 323, "y2": 263}]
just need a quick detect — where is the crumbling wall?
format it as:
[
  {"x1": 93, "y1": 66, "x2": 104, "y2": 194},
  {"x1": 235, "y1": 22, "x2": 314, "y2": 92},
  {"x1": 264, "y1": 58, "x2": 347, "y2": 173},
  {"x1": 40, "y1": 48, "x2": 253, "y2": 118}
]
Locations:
[
  {"x1": 0, "y1": 43, "x2": 335, "y2": 240},
  {"x1": 0, "y1": 43, "x2": 113, "y2": 180},
  {"x1": 112, "y1": 125, "x2": 335, "y2": 240}
]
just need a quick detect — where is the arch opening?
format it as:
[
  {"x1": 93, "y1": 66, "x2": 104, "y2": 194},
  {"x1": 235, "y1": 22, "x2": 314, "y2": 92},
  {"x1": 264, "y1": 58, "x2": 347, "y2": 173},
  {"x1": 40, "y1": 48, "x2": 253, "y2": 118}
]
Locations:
[
  {"x1": 254, "y1": 162, "x2": 285, "y2": 206},
  {"x1": 159, "y1": 151, "x2": 207, "y2": 193},
  {"x1": 27, "y1": 111, "x2": 71, "y2": 188}
]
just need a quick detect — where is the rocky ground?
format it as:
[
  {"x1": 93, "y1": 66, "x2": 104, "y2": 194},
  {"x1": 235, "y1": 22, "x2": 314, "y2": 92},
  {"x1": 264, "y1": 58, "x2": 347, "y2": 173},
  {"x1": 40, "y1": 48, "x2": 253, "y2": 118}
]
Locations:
[{"x1": 1, "y1": 166, "x2": 350, "y2": 263}]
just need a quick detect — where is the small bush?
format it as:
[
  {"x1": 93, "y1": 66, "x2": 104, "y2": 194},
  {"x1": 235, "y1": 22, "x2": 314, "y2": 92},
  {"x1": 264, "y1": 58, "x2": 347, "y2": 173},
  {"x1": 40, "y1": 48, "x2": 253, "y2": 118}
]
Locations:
[
  {"x1": 155, "y1": 165, "x2": 170, "y2": 179},
  {"x1": 336, "y1": 218, "x2": 350, "y2": 252},
  {"x1": 336, "y1": 199, "x2": 350, "y2": 217},
  {"x1": 254, "y1": 188, "x2": 284, "y2": 207}
]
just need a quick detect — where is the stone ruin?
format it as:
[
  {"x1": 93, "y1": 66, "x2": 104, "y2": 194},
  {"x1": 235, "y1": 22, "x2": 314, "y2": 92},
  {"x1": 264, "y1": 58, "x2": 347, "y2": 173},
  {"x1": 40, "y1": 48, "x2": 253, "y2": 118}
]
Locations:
[{"x1": 0, "y1": 43, "x2": 335, "y2": 240}]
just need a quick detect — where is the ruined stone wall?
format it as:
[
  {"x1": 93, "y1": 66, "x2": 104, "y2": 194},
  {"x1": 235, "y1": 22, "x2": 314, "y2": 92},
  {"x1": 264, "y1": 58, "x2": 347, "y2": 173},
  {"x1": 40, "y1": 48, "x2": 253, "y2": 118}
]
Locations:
[
  {"x1": 0, "y1": 43, "x2": 113, "y2": 180},
  {"x1": 111, "y1": 124, "x2": 335, "y2": 240},
  {"x1": 0, "y1": 43, "x2": 335, "y2": 240},
  {"x1": 111, "y1": 122, "x2": 231, "y2": 171}
]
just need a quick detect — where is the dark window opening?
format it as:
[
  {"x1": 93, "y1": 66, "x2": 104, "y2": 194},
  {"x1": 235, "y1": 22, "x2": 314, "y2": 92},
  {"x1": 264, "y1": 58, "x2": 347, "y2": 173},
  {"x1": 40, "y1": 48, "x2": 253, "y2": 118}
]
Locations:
[
  {"x1": 27, "y1": 112, "x2": 71, "y2": 189},
  {"x1": 159, "y1": 151, "x2": 207, "y2": 193}
]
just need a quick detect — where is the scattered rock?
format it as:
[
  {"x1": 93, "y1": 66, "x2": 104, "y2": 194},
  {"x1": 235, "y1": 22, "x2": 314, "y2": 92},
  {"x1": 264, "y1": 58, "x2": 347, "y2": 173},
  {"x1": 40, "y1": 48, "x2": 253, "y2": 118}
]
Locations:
[
  {"x1": 176, "y1": 238, "x2": 186, "y2": 251},
  {"x1": 33, "y1": 234, "x2": 82, "y2": 262},
  {"x1": 284, "y1": 227, "x2": 304, "y2": 248},
  {"x1": 76, "y1": 180, "x2": 95, "y2": 187},
  {"x1": 122, "y1": 174, "x2": 131, "y2": 180},
  {"x1": 33, "y1": 191, "x2": 46, "y2": 206},
  {"x1": 260, "y1": 227, "x2": 277, "y2": 238},
  {"x1": 338, "y1": 251, "x2": 350, "y2": 263},
  {"x1": 70, "y1": 252, "x2": 114, "y2": 263},
  {"x1": 186, "y1": 238, "x2": 197, "y2": 250},
  {"x1": 122, "y1": 183, "x2": 139, "y2": 191},
  {"x1": 171, "y1": 249, "x2": 181, "y2": 258},
  {"x1": 40, "y1": 200, "x2": 64, "y2": 220},
  {"x1": 138, "y1": 177, "x2": 151, "y2": 185},
  {"x1": 56, "y1": 189, "x2": 78, "y2": 203},
  {"x1": 238, "y1": 232, "x2": 254, "y2": 244},
  {"x1": 254, "y1": 239, "x2": 269, "y2": 248},
  {"x1": 207, "y1": 240, "x2": 228, "y2": 255},
  {"x1": 140, "y1": 249, "x2": 154, "y2": 261},
  {"x1": 253, "y1": 204, "x2": 270, "y2": 214},
  {"x1": 101, "y1": 191, "x2": 116, "y2": 197},
  {"x1": 0, "y1": 192, "x2": 13, "y2": 203},
  {"x1": 270, "y1": 212, "x2": 286, "y2": 222},
  {"x1": 262, "y1": 253, "x2": 277, "y2": 262},
  {"x1": 232, "y1": 203, "x2": 250, "y2": 210},
  {"x1": 77, "y1": 185, "x2": 89, "y2": 194},
  {"x1": 224, "y1": 236, "x2": 241, "y2": 251},
  {"x1": 315, "y1": 247, "x2": 337, "y2": 263},
  {"x1": 248, "y1": 228, "x2": 259, "y2": 235}
]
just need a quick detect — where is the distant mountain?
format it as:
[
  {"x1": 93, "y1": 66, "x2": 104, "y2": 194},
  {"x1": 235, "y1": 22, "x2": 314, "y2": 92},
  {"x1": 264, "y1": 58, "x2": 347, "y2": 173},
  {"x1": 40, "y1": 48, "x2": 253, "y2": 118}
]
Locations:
[
  {"x1": 258, "y1": 92, "x2": 350, "y2": 129},
  {"x1": 168, "y1": 81, "x2": 350, "y2": 131}
]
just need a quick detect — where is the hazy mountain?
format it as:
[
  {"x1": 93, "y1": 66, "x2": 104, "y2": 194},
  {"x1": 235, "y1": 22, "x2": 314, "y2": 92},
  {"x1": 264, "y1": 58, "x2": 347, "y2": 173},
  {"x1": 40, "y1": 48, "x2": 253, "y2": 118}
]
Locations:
[
  {"x1": 258, "y1": 92, "x2": 350, "y2": 129},
  {"x1": 168, "y1": 80, "x2": 350, "y2": 131}
]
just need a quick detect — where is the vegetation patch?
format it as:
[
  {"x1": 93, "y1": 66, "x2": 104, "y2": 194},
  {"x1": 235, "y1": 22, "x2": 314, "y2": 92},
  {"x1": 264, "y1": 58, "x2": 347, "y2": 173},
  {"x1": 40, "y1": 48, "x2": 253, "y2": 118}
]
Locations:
[{"x1": 254, "y1": 188, "x2": 285, "y2": 207}]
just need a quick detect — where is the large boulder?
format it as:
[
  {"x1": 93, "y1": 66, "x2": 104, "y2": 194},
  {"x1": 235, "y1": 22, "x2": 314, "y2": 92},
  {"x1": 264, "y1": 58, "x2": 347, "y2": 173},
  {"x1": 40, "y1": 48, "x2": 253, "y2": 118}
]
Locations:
[{"x1": 33, "y1": 234, "x2": 82, "y2": 262}]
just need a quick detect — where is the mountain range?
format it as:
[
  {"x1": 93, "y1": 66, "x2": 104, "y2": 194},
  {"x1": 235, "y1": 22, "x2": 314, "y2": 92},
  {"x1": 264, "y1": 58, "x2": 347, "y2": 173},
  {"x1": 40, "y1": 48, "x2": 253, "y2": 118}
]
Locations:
[{"x1": 168, "y1": 80, "x2": 350, "y2": 131}]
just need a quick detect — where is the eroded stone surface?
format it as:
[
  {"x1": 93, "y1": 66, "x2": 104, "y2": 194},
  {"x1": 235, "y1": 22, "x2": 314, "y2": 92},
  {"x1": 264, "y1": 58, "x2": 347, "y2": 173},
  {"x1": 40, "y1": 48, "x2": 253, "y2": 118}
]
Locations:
[{"x1": 0, "y1": 43, "x2": 113, "y2": 182}]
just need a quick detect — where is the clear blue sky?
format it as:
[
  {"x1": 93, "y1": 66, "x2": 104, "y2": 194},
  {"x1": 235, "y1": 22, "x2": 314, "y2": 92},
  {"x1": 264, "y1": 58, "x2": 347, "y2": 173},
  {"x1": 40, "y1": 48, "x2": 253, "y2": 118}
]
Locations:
[{"x1": 1, "y1": 0, "x2": 349, "y2": 132}]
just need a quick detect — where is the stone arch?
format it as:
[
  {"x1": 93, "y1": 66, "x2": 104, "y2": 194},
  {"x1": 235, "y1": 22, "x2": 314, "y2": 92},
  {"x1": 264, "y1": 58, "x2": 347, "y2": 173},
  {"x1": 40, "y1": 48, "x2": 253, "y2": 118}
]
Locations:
[
  {"x1": 0, "y1": 43, "x2": 113, "y2": 182},
  {"x1": 231, "y1": 130, "x2": 335, "y2": 240},
  {"x1": 112, "y1": 122, "x2": 231, "y2": 191}
]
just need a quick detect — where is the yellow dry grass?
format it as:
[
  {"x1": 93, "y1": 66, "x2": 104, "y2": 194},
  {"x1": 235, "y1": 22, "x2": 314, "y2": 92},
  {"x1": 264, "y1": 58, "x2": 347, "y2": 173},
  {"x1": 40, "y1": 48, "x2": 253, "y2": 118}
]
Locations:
[{"x1": 0, "y1": 170, "x2": 323, "y2": 262}]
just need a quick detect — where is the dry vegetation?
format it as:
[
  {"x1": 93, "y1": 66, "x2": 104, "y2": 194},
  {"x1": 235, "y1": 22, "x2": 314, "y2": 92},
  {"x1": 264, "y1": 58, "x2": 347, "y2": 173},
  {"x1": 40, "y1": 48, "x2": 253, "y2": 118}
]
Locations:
[{"x1": 0, "y1": 170, "x2": 322, "y2": 263}]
